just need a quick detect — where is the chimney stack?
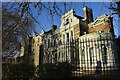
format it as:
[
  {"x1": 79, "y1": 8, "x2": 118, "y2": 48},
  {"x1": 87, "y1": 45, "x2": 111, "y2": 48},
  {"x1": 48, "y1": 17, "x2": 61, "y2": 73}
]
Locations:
[
  {"x1": 83, "y1": 6, "x2": 93, "y2": 23},
  {"x1": 52, "y1": 25, "x2": 57, "y2": 33}
]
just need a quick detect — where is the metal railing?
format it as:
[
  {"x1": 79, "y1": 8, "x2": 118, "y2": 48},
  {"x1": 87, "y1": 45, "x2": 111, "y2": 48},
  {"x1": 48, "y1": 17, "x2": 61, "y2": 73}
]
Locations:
[{"x1": 42, "y1": 36, "x2": 119, "y2": 77}]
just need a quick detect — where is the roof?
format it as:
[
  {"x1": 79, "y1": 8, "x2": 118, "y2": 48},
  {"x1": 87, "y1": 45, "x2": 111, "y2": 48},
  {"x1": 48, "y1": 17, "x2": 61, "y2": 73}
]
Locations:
[
  {"x1": 44, "y1": 29, "x2": 52, "y2": 35},
  {"x1": 74, "y1": 14, "x2": 84, "y2": 19}
]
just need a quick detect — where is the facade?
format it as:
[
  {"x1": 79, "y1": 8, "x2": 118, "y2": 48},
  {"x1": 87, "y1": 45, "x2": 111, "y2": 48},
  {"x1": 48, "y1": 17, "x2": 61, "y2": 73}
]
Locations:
[
  {"x1": 17, "y1": 37, "x2": 33, "y2": 63},
  {"x1": 33, "y1": 31, "x2": 44, "y2": 66},
  {"x1": 79, "y1": 33, "x2": 118, "y2": 70},
  {"x1": 42, "y1": 25, "x2": 60, "y2": 64},
  {"x1": 32, "y1": 6, "x2": 119, "y2": 75}
]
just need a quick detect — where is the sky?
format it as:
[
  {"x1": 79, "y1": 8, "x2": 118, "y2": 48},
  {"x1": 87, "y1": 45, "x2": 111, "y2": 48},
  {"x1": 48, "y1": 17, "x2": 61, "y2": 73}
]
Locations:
[
  {"x1": 2, "y1": 2, "x2": 119, "y2": 37},
  {"x1": 1, "y1": 2, "x2": 119, "y2": 58},
  {"x1": 33, "y1": 2, "x2": 119, "y2": 37},
  {"x1": 0, "y1": 0, "x2": 114, "y2": 2}
]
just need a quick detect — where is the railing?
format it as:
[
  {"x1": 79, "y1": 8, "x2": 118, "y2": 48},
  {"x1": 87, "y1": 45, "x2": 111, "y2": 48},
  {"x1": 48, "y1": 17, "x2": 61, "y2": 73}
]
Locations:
[{"x1": 43, "y1": 36, "x2": 119, "y2": 77}]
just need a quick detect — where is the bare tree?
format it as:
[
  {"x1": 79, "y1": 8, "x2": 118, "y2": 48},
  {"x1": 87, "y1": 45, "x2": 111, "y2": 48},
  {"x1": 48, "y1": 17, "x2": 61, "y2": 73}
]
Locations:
[
  {"x1": 2, "y1": 7, "x2": 35, "y2": 58},
  {"x1": 109, "y1": 2, "x2": 120, "y2": 16},
  {"x1": 2, "y1": 2, "x2": 72, "y2": 58},
  {"x1": 109, "y1": 1, "x2": 120, "y2": 36}
]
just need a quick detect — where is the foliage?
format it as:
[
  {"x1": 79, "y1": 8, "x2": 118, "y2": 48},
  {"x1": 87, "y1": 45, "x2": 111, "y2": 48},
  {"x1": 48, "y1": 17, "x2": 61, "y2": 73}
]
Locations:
[
  {"x1": 37, "y1": 62, "x2": 72, "y2": 79},
  {"x1": 2, "y1": 62, "x2": 72, "y2": 80},
  {"x1": 2, "y1": 62, "x2": 36, "y2": 80}
]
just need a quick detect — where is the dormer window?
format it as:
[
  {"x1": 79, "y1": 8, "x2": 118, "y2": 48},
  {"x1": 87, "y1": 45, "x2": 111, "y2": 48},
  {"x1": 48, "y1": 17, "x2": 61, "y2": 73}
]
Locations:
[{"x1": 65, "y1": 18, "x2": 69, "y2": 25}]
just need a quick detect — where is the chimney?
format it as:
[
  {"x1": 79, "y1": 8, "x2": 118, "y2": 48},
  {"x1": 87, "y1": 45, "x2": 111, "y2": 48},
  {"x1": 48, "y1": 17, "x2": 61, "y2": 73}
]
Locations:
[
  {"x1": 52, "y1": 25, "x2": 57, "y2": 33},
  {"x1": 83, "y1": 6, "x2": 93, "y2": 23}
]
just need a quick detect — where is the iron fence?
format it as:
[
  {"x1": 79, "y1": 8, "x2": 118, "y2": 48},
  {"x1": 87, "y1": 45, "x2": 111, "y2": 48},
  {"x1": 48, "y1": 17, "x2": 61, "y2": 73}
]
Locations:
[{"x1": 43, "y1": 36, "x2": 119, "y2": 77}]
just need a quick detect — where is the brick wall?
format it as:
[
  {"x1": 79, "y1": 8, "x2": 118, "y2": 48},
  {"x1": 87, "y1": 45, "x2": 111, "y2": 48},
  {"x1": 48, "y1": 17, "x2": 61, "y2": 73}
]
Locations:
[
  {"x1": 88, "y1": 21, "x2": 111, "y2": 33},
  {"x1": 74, "y1": 24, "x2": 80, "y2": 40}
]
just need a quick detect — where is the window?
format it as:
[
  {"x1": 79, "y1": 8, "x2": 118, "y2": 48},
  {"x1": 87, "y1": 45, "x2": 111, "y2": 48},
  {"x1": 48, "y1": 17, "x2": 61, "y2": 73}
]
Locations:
[
  {"x1": 71, "y1": 19, "x2": 72, "y2": 22},
  {"x1": 71, "y1": 31, "x2": 73, "y2": 36},
  {"x1": 48, "y1": 39, "x2": 50, "y2": 48},
  {"x1": 67, "y1": 33, "x2": 69, "y2": 42},
  {"x1": 81, "y1": 49, "x2": 85, "y2": 65},
  {"x1": 63, "y1": 34, "x2": 65, "y2": 43},
  {"x1": 54, "y1": 39, "x2": 56, "y2": 46},
  {"x1": 70, "y1": 31, "x2": 73, "y2": 42},
  {"x1": 89, "y1": 47, "x2": 94, "y2": 65},
  {"x1": 59, "y1": 40, "x2": 62, "y2": 44},
  {"x1": 66, "y1": 18, "x2": 69, "y2": 24},
  {"x1": 65, "y1": 18, "x2": 69, "y2": 25},
  {"x1": 55, "y1": 53, "x2": 57, "y2": 60},
  {"x1": 102, "y1": 45, "x2": 107, "y2": 65}
]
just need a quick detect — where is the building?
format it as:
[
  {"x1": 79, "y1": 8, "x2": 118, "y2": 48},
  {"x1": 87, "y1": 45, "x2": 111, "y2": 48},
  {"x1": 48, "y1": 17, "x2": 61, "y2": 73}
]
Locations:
[
  {"x1": 32, "y1": 31, "x2": 44, "y2": 66},
  {"x1": 17, "y1": 37, "x2": 33, "y2": 63},
  {"x1": 42, "y1": 25, "x2": 60, "y2": 64},
  {"x1": 32, "y1": 6, "x2": 119, "y2": 75}
]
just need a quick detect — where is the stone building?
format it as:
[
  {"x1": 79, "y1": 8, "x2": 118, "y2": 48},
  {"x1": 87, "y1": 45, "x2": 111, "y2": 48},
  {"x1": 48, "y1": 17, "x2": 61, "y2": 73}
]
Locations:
[
  {"x1": 42, "y1": 25, "x2": 59, "y2": 64},
  {"x1": 32, "y1": 6, "x2": 119, "y2": 74},
  {"x1": 33, "y1": 31, "x2": 44, "y2": 66},
  {"x1": 78, "y1": 33, "x2": 118, "y2": 73},
  {"x1": 18, "y1": 37, "x2": 33, "y2": 63}
]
